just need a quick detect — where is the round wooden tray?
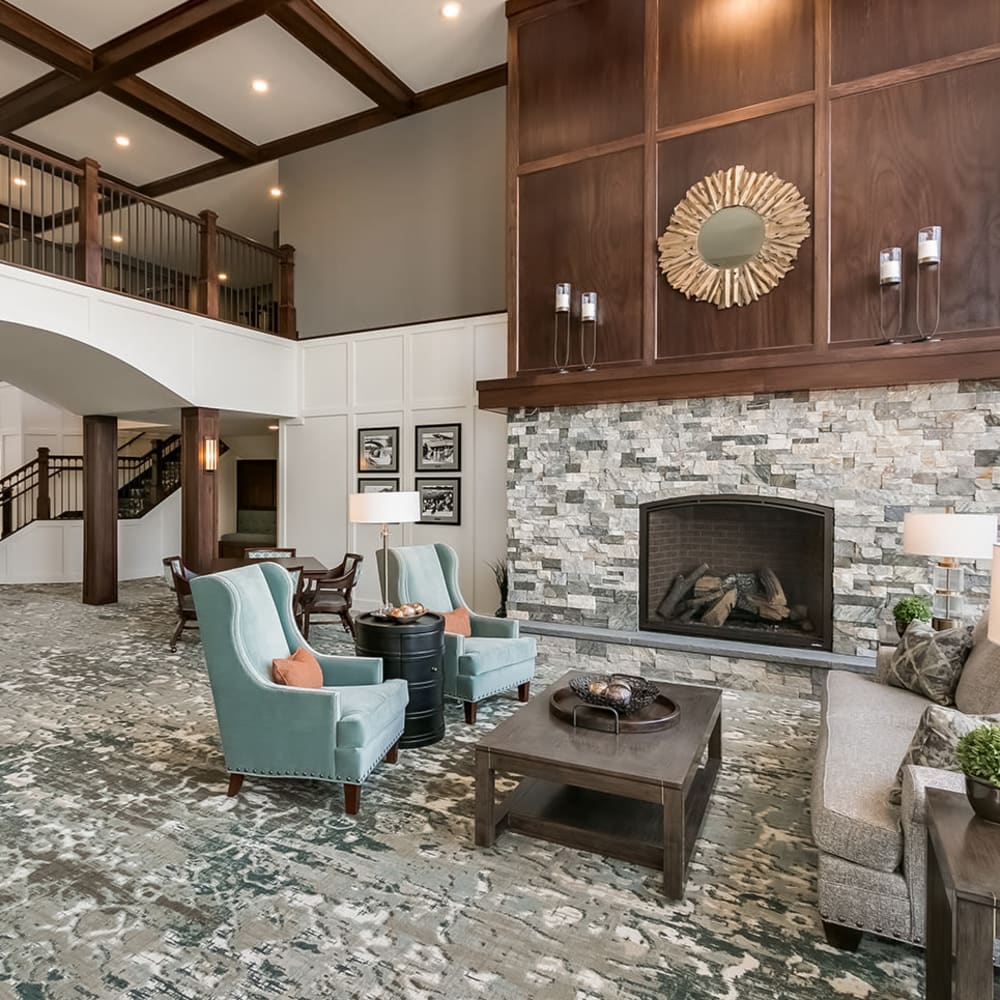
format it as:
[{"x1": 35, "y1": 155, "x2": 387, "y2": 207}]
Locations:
[{"x1": 548, "y1": 686, "x2": 681, "y2": 734}]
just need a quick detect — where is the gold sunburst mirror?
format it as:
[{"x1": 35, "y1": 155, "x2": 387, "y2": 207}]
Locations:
[{"x1": 657, "y1": 164, "x2": 811, "y2": 309}]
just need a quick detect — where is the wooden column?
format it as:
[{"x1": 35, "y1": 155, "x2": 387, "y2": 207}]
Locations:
[
  {"x1": 35, "y1": 447, "x2": 51, "y2": 520},
  {"x1": 83, "y1": 415, "x2": 118, "y2": 606},
  {"x1": 75, "y1": 158, "x2": 102, "y2": 287},
  {"x1": 197, "y1": 210, "x2": 220, "y2": 319},
  {"x1": 181, "y1": 407, "x2": 219, "y2": 574},
  {"x1": 277, "y1": 243, "x2": 297, "y2": 339}
]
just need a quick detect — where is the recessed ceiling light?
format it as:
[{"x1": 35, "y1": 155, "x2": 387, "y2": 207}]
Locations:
[
  {"x1": 252, "y1": 79, "x2": 269, "y2": 94},
  {"x1": 12, "y1": 177, "x2": 27, "y2": 187},
  {"x1": 217, "y1": 272, "x2": 228, "y2": 281},
  {"x1": 111, "y1": 234, "x2": 124, "y2": 244},
  {"x1": 269, "y1": 186, "x2": 283, "y2": 198},
  {"x1": 441, "y1": 2, "x2": 461, "y2": 17},
  {"x1": 115, "y1": 135, "x2": 130, "y2": 147}
]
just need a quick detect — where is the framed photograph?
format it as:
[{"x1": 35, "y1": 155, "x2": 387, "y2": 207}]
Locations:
[
  {"x1": 415, "y1": 423, "x2": 462, "y2": 472},
  {"x1": 358, "y1": 427, "x2": 399, "y2": 473},
  {"x1": 416, "y1": 477, "x2": 461, "y2": 526},
  {"x1": 357, "y1": 477, "x2": 399, "y2": 494}
]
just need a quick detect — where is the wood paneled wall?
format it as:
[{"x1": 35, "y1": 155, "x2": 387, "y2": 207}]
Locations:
[{"x1": 488, "y1": 0, "x2": 1000, "y2": 408}]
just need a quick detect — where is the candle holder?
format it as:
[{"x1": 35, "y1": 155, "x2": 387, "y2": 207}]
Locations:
[
  {"x1": 553, "y1": 282, "x2": 572, "y2": 373},
  {"x1": 580, "y1": 292, "x2": 598, "y2": 372},
  {"x1": 915, "y1": 225, "x2": 942, "y2": 343},
  {"x1": 877, "y1": 247, "x2": 903, "y2": 345}
]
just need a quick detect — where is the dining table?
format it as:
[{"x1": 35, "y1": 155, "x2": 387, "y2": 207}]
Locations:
[{"x1": 209, "y1": 556, "x2": 328, "y2": 578}]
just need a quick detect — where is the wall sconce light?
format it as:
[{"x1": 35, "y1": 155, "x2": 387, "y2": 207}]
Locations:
[
  {"x1": 915, "y1": 225, "x2": 942, "y2": 342},
  {"x1": 553, "y1": 282, "x2": 572, "y2": 374},
  {"x1": 202, "y1": 436, "x2": 219, "y2": 472},
  {"x1": 877, "y1": 247, "x2": 903, "y2": 345},
  {"x1": 580, "y1": 291, "x2": 598, "y2": 372}
]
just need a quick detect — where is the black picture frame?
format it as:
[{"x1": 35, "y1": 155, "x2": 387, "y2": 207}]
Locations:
[
  {"x1": 415, "y1": 423, "x2": 462, "y2": 472},
  {"x1": 357, "y1": 477, "x2": 400, "y2": 494},
  {"x1": 357, "y1": 426, "x2": 399, "y2": 474},
  {"x1": 415, "y1": 477, "x2": 461, "y2": 526}
]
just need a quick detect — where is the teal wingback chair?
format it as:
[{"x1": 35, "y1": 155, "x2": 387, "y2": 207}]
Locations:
[
  {"x1": 190, "y1": 562, "x2": 408, "y2": 815},
  {"x1": 379, "y1": 544, "x2": 536, "y2": 724}
]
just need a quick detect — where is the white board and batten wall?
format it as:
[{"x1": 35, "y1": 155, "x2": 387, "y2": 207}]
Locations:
[{"x1": 281, "y1": 313, "x2": 509, "y2": 616}]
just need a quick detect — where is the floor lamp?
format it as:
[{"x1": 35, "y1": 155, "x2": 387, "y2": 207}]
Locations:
[
  {"x1": 903, "y1": 510, "x2": 997, "y2": 630},
  {"x1": 349, "y1": 491, "x2": 420, "y2": 615}
]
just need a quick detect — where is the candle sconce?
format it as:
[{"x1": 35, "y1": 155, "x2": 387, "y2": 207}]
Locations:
[
  {"x1": 915, "y1": 225, "x2": 942, "y2": 342},
  {"x1": 877, "y1": 246, "x2": 903, "y2": 345},
  {"x1": 554, "y1": 282, "x2": 572, "y2": 373},
  {"x1": 580, "y1": 292, "x2": 598, "y2": 372}
]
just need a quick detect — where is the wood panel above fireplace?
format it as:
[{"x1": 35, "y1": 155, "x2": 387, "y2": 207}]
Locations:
[{"x1": 482, "y1": 0, "x2": 1000, "y2": 409}]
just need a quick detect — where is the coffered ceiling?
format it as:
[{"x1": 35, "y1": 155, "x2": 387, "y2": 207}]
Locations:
[{"x1": 0, "y1": 0, "x2": 507, "y2": 197}]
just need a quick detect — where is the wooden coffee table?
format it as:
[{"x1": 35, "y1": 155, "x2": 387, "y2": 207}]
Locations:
[{"x1": 474, "y1": 670, "x2": 722, "y2": 899}]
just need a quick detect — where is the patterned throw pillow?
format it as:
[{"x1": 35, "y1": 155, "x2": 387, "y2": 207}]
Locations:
[
  {"x1": 890, "y1": 703, "x2": 1000, "y2": 804},
  {"x1": 883, "y1": 620, "x2": 974, "y2": 705}
]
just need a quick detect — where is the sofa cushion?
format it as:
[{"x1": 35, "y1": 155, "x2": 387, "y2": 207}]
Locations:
[
  {"x1": 955, "y1": 611, "x2": 1000, "y2": 715},
  {"x1": 459, "y1": 636, "x2": 537, "y2": 676},
  {"x1": 883, "y1": 620, "x2": 973, "y2": 705},
  {"x1": 812, "y1": 670, "x2": 930, "y2": 873},
  {"x1": 334, "y1": 679, "x2": 408, "y2": 749}
]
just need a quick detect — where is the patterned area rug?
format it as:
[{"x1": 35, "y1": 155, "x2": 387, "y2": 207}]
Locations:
[{"x1": 0, "y1": 580, "x2": 927, "y2": 1000}]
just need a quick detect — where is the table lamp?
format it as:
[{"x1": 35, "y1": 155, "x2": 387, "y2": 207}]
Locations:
[
  {"x1": 349, "y1": 491, "x2": 420, "y2": 615},
  {"x1": 903, "y1": 509, "x2": 997, "y2": 630}
]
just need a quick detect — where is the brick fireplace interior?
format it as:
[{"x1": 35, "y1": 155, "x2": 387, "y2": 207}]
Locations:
[{"x1": 640, "y1": 495, "x2": 834, "y2": 651}]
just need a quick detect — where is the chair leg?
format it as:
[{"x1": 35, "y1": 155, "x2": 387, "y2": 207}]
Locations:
[
  {"x1": 344, "y1": 783, "x2": 361, "y2": 815},
  {"x1": 342, "y1": 611, "x2": 356, "y2": 639},
  {"x1": 227, "y1": 773, "x2": 244, "y2": 797},
  {"x1": 385, "y1": 740, "x2": 399, "y2": 764},
  {"x1": 822, "y1": 921, "x2": 863, "y2": 952},
  {"x1": 464, "y1": 701, "x2": 478, "y2": 725},
  {"x1": 170, "y1": 617, "x2": 185, "y2": 652},
  {"x1": 518, "y1": 682, "x2": 531, "y2": 703}
]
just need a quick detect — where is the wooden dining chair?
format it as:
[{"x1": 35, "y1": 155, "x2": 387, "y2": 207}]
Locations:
[
  {"x1": 162, "y1": 555, "x2": 199, "y2": 651},
  {"x1": 243, "y1": 546, "x2": 297, "y2": 559},
  {"x1": 300, "y1": 553, "x2": 363, "y2": 640}
]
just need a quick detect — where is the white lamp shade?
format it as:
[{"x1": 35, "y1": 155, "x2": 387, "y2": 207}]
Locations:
[
  {"x1": 349, "y1": 491, "x2": 420, "y2": 525},
  {"x1": 991, "y1": 545, "x2": 1000, "y2": 643},
  {"x1": 902, "y1": 512, "x2": 997, "y2": 560}
]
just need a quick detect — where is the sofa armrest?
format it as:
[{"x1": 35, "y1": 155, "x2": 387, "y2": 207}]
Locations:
[
  {"x1": 314, "y1": 653, "x2": 383, "y2": 687},
  {"x1": 469, "y1": 614, "x2": 519, "y2": 639}
]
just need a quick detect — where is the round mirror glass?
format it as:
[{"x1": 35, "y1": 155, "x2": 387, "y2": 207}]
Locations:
[{"x1": 697, "y1": 206, "x2": 765, "y2": 269}]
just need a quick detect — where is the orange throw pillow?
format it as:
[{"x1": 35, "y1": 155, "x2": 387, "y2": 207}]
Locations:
[
  {"x1": 272, "y1": 646, "x2": 323, "y2": 688},
  {"x1": 440, "y1": 606, "x2": 472, "y2": 637}
]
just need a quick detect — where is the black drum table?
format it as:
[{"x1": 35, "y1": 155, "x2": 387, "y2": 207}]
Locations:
[{"x1": 355, "y1": 612, "x2": 445, "y2": 748}]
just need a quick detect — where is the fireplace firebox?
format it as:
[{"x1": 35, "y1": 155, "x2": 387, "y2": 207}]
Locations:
[{"x1": 639, "y1": 495, "x2": 834, "y2": 651}]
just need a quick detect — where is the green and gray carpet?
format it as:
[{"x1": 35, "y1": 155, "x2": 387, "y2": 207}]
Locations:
[{"x1": 1, "y1": 580, "x2": 926, "y2": 999}]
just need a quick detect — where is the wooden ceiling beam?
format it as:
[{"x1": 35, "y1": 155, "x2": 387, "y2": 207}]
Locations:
[
  {"x1": 269, "y1": 0, "x2": 414, "y2": 116},
  {"x1": 0, "y1": 1, "x2": 91, "y2": 75}
]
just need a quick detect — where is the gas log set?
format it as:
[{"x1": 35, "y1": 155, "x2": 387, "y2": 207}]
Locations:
[{"x1": 652, "y1": 563, "x2": 815, "y2": 634}]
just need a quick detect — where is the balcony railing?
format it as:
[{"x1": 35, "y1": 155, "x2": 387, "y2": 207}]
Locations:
[{"x1": 0, "y1": 138, "x2": 295, "y2": 339}]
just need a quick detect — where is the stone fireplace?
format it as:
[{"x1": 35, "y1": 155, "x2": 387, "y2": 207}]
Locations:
[
  {"x1": 506, "y1": 381, "x2": 997, "y2": 656},
  {"x1": 639, "y1": 495, "x2": 834, "y2": 651}
]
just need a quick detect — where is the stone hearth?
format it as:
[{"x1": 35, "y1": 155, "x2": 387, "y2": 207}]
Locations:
[{"x1": 506, "y1": 381, "x2": 1000, "y2": 655}]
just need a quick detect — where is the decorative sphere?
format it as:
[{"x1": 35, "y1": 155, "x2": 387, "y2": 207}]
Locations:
[
  {"x1": 588, "y1": 680, "x2": 608, "y2": 697},
  {"x1": 605, "y1": 683, "x2": 632, "y2": 707}
]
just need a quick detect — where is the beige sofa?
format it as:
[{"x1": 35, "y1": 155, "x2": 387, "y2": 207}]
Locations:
[{"x1": 811, "y1": 614, "x2": 1000, "y2": 950}]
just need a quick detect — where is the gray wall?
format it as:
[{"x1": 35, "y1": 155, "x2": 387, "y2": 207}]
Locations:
[{"x1": 279, "y1": 88, "x2": 506, "y2": 338}]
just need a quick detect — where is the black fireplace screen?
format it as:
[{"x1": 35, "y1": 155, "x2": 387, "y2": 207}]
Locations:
[{"x1": 639, "y1": 495, "x2": 834, "y2": 651}]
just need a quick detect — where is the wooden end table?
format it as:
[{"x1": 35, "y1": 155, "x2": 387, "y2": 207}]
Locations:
[
  {"x1": 474, "y1": 670, "x2": 722, "y2": 899},
  {"x1": 925, "y1": 787, "x2": 1000, "y2": 999}
]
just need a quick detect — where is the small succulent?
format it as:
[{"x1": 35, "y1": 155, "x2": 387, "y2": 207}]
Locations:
[
  {"x1": 892, "y1": 596, "x2": 932, "y2": 627},
  {"x1": 956, "y1": 725, "x2": 1000, "y2": 788}
]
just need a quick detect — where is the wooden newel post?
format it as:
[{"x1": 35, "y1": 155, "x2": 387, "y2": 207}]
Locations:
[
  {"x1": 278, "y1": 243, "x2": 296, "y2": 339},
  {"x1": 197, "y1": 209, "x2": 220, "y2": 319},
  {"x1": 36, "y1": 447, "x2": 51, "y2": 520},
  {"x1": 1, "y1": 486, "x2": 11, "y2": 538},
  {"x1": 75, "y1": 157, "x2": 102, "y2": 286}
]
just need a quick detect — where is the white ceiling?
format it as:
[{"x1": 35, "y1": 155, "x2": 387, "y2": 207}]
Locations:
[
  {"x1": 17, "y1": 92, "x2": 216, "y2": 186},
  {"x1": 321, "y1": 0, "x2": 507, "y2": 92},
  {"x1": 12, "y1": 0, "x2": 182, "y2": 48},
  {"x1": 140, "y1": 18, "x2": 375, "y2": 145},
  {"x1": 0, "y1": 40, "x2": 50, "y2": 94}
]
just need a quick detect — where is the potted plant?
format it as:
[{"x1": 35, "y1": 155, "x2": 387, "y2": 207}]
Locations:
[
  {"x1": 956, "y1": 724, "x2": 1000, "y2": 824},
  {"x1": 892, "y1": 596, "x2": 932, "y2": 637},
  {"x1": 488, "y1": 559, "x2": 509, "y2": 618}
]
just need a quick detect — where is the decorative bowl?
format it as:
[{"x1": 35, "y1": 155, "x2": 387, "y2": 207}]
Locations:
[
  {"x1": 965, "y1": 774, "x2": 1000, "y2": 825},
  {"x1": 568, "y1": 673, "x2": 659, "y2": 716}
]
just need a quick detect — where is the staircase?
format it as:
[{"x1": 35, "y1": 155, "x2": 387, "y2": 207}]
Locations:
[{"x1": 0, "y1": 434, "x2": 181, "y2": 539}]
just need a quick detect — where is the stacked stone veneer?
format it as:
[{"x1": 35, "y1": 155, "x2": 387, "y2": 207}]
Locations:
[{"x1": 507, "y1": 381, "x2": 1000, "y2": 655}]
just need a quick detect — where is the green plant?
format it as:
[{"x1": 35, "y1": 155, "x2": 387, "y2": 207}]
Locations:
[
  {"x1": 488, "y1": 559, "x2": 509, "y2": 618},
  {"x1": 956, "y1": 725, "x2": 1000, "y2": 787},
  {"x1": 892, "y1": 596, "x2": 932, "y2": 627}
]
